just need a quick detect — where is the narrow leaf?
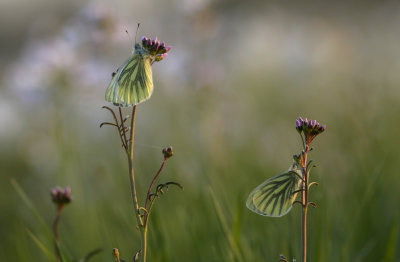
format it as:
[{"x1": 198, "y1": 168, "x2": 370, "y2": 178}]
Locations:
[{"x1": 26, "y1": 229, "x2": 57, "y2": 262}]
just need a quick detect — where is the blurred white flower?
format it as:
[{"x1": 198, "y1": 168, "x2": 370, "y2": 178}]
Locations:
[{"x1": 5, "y1": 3, "x2": 125, "y2": 105}]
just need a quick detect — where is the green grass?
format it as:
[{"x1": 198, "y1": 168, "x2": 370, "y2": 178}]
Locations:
[
  {"x1": 1, "y1": 4, "x2": 400, "y2": 259},
  {"x1": 2, "y1": 77, "x2": 399, "y2": 261}
]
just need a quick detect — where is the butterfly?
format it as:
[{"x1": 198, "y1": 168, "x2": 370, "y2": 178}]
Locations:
[
  {"x1": 246, "y1": 163, "x2": 303, "y2": 217},
  {"x1": 105, "y1": 36, "x2": 170, "y2": 107}
]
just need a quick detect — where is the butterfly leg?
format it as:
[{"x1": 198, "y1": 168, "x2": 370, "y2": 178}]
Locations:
[{"x1": 291, "y1": 182, "x2": 306, "y2": 196}]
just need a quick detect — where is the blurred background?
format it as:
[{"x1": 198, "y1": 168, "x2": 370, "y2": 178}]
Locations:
[{"x1": 1, "y1": 0, "x2": 400, "y2": 261}]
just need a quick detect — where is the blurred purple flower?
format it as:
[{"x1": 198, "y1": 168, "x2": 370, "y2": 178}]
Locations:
[{"x1": 51, "y1": 186, "x2": 72, "y2": 205}]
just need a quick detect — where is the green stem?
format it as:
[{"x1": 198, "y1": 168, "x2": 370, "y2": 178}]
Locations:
[
  {"x1": 126, "y1": 105, "x2": 147, "y2": 261},
  {"x1": 141, "y1": 227, "x2": 148, "y2": 262},
  {"x1": 53, "y1": 205, "x2": 63, "y2": 262},
  {"x1": 128, "y1": 105, "x2": 141, "y2": 223}
]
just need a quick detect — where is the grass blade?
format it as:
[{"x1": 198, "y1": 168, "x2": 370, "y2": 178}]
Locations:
[
  {"x1": 11, "y1": 178, "x2": 53, "y2": 240},
  {"x1": 26, "y1": 229, "x2": 57, "y2": 262},
  {"x1": 209, "y1": 186, "x2": 243, "y2": 262}
]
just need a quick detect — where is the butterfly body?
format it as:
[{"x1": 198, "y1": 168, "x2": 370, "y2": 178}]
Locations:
[
  {"x1": 246, "y1": 163, "x2": 303, "y2": 217},
  {"x1": 105, "y1": 44, "x2": 154, "y2": 107}
]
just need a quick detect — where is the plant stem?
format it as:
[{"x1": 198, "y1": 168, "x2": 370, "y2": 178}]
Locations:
[
  {"x1": 126, "y1": 105, "x2": 146, "y2": 261},
  {"x1": 145, "y1": 158, "x2": 166, "y2": 210},
  {"x1": 53, "y1": 205, "x2": 62, "y2": 262},
  {"x1": 301, "y1": 145, "x2": 310, "y2": 262},
  {"x1": 141, "y1": 227, "x2": 148, "y2": 262},
  {"x1": 128, "y1": 105, "x2": 141, "y2": 222},
  {"x1": 301, "y1": 198, "x2": 308, "y2": 262}
]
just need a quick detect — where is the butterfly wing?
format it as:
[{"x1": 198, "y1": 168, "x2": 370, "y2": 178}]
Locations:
[
  {"x1": 105, "y1": 50, "x2": 153, "y2": 106},
  {"x1": 246, "y1": 168, "x2": 302, "y2": 217}
]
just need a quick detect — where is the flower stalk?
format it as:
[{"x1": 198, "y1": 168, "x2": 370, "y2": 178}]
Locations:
[
  {"x1": 102, "y1": 35, "x2": 178, "y2": 262},
  {"x1": 101, "y1": 105, "x2": 181, "y2": 262},
  {"x1": 295, "y1": 117, "x2": 326, "y2": 262},
  {"x1": 50, "y1": 186, "x2": 72, "y2": 262}
]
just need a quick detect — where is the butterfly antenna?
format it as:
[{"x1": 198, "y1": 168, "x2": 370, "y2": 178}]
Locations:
[
  {"x1": 125, "y1": 30, "x2": 133, "y2": 44},
  {"x1": 135, "y1": 23, "x2": 140, "y2": 44}
]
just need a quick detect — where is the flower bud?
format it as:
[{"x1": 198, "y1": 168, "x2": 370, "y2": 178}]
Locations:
[
  {"x1": 140, "y1": 36, "x2": 171, "y2": 63},
  {"x1": 112, "y1": 248, "x2": 120, "y2": 259},
  {"x1": 153, "y1": 41, "x2": 159, "y2": 51},
  {"x1": 162, "y1": 146, "x2": 174, "y2": 159},
  {"x1": 311, "y1": 120, "x2": 317, "y2": 128},
  {"x1": 51, "y1": 186, "x2": 72, "y2": 205},
  {"x1": 296, "y1": 119, "x2": 302, "y2": 133},
  {"x1": 295, "y1": 117, "x2": 326, "y2": 145}
]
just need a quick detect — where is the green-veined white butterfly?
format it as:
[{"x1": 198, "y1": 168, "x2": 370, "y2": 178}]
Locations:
[
  {"x1": 105, "y1": 35, "x2": 171, "y2": 107},
  {"x1": 246, "y1": 163, "x2": 303, "y2": 217}
]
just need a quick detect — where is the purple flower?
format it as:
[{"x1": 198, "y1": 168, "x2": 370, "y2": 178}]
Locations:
[
  {"x1": 140, "y1": 36, "x2": 172, "y2": 64},
  {"x1": 51, "y1": 186, "x2": 72, "y2": 205},
  {"x1": 153, "y1": 42, "x2": 159, "y2": 51},
  {"x1": 295, "y1": 117, "x2": 326, "y2": 145}
]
